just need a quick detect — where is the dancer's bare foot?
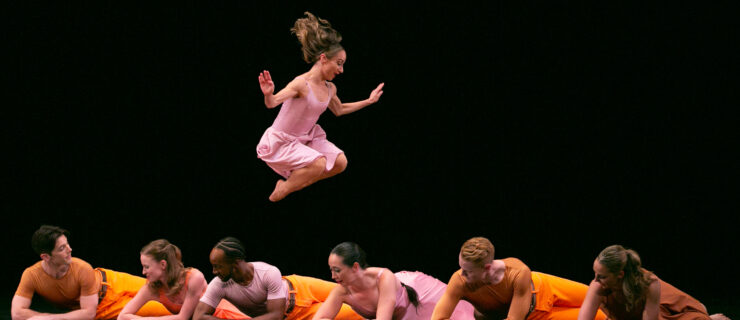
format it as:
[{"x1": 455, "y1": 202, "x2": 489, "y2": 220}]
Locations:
[
  {"x1": 710, "y1": 314, "x2": 730, "y2": 320},
  {"x1": 269, "y1": 179, "x2": 289, "y2": 202}
]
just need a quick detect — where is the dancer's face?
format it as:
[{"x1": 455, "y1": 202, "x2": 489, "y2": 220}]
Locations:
[
  {"x1": 321, "y1": 50, "x2": 346, "y2": 81},
  {"x1": 593, "y1": 258, "x2": 622, "y2": 290},
  {"x1": 328, "y1": 253, "x2": 355, "y2": 286},
  {"x1": 44, "y1": 235, "x2": 73, "y2": 267},
  {"x1": 459, "y1": 254, "x2": 488, "y2": 285},
  {"x1": 210, "y1": 248, "x2": 234, "y2": 282},
  {"x1": 141, "y1": 254, "x2": 166, "y2": 283}
]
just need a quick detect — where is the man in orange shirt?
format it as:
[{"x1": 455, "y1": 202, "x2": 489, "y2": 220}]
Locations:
[
  {"x1": 11, "y1": 225, "x2": 170, "y2": 320},
  {"x1": 432, "y1": 237, "x2": 606, "y2": 320}
]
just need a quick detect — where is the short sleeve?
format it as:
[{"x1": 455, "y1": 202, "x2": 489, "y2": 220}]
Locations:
[
  {"x1": 263, "y1": 266, "x2": 285, "y2": 301},
  {"x1": 200, "y1": 279, "x2": 225, "y2": 308},
  {"x1": 14, "y1": 269, "x2": 36, "y2": 299},
  {"x1": 78, "y1": 264, "x2": 99, "y2": 296}
]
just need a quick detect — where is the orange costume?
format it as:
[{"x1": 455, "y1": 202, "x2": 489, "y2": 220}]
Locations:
[
  {"x1": 281, "y1": 274, "x2": 362, "y2": 320},
  {"x1": 15, "y1": 258, "x2": 171, "y2": 319},
  {"x1": 602, "y1": 277, "x2": 711, "y2": 320},
  {"x1": 432, "y1": 258, "x2": 607, "y2": 320}
]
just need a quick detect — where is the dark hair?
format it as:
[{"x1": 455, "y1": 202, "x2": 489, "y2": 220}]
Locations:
[
  {"x1": 31, "y1": 225, "x2": 69, "y2": 255},
  {"x1": 330, "y1": 242, "x2": 369, "y2": 268},
  {"x1": 401, "y1": 283, "x2": 420, "y2": 309},
  {"x1": 331, "y1": 242, "x2": 420, "y2": 309},
  {"x1": 214, "y1": 237, "x2": 246, "y2": 262}
]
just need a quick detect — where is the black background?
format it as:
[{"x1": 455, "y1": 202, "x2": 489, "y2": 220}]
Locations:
[{"x1": 3, "y1": 1, "x2": 738, "y2": 317}]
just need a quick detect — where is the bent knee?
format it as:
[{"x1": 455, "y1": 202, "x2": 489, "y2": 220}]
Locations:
[
  {"x1": 310, "y1": 157, "x2": 327, "y2": 171},
  {"x1": 334, "y1": 154, "x2": 348, "y2": 172}
]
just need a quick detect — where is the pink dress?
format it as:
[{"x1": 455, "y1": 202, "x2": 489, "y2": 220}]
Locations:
[{"x1": 257, "y1": 77, "x2": 343, "y2": 179}]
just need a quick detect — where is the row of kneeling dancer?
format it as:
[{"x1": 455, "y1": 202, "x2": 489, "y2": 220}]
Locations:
[{"x1": 12, "y1": 225, "x2": 730, "y2": 320}]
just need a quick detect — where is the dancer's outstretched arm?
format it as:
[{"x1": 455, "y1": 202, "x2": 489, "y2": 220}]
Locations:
[
  {"x1": 258, "y1": 70, "x2": 301, "y2": 109},
  {"x1": 11, "y1": 294, "x2": 97, "y2": 320},
  {"x1": 577, "y1": 281, "x2": 604, "y2": 320},
  {"x1": 328, "y1": 83, "x2": 384, "y2": 116},
  {"x1": 642, "y1": 281, "x2": 660, "y2": 320},
  {"x1": 311, "y1": 285, "x2": 346, "y2": 320}
]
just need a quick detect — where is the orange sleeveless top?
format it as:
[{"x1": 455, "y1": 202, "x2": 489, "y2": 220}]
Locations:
[{"x1": 157, "y1": 269, "x2": 205, "y2": 314}]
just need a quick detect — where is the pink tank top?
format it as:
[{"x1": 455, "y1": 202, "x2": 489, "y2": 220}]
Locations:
[
  {"x1": 347, "y1": 269, "x2": 408, "y2": 319},
  {"x1": 271, "y1": 77, "x2": 333, "y2": 136}
]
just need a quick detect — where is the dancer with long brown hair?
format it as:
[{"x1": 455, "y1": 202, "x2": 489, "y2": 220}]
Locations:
[
  {"x1": 577, "y1": 245, "x2": 730, "y2": 320},
  {"x1": 257, "y1": 11, "x2": 384, "y2": 202},
  {"x1": 118, "y1": 239, "x2": 214, "y2": 320}
]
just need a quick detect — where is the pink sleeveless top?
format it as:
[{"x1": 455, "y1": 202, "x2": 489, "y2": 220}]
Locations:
[
  {"x1": 346, "y1": 269, "x2": 408, "y2": 319},
  {"x1": 271, "y1": 77, "x2": 333, "y2": 136}
]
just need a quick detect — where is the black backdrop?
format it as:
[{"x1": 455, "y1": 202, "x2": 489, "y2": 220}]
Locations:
[{"x1": 3, "y1": 1, "x2": 738, "y2": 316}]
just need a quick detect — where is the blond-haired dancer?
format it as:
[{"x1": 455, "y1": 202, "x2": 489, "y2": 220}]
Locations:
[{"x1": 432, "y1": 237, "x2": 606, "y2": 320}]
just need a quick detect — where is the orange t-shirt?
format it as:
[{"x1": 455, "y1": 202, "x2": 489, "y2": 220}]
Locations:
[
  {"x1": 434, "y1": 257, "x2": 532, "y2": 320},
  {"x1": 14, "y1": 258, "x2": 101, "y2": 310}
]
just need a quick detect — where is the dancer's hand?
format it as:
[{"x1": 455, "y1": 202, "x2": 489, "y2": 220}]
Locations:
[
  {"x1": 258, "y1": 70, "x2": 275, "y2": 96},
  {"x1": 368, "y1": 83, "x2": 384, "y2": 104}
]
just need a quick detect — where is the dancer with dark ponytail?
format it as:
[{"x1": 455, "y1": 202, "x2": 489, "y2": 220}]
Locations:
[
  {"x1": 257, "y1": 11, "x2": 384, "y2": 202},
  {"x1": 313, "y1": 242, "x2": 474, "y2": 320},
  {"x1": 578, "y1": 245, "x2": 730, "y2": 320}
]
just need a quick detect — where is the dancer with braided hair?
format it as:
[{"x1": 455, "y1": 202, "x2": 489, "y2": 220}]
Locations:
[
  {"x1": 577, "y1": 245, "x2": 730, "y2": 320},
  {"x1": 193, "y1": 237, "x2": 361, "y2": 320},
  {"x1": 257, "y1": 11, "x2": 384, "y2": 202}
]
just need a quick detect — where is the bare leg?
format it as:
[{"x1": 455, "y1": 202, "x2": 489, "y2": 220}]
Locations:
[
  {"x1": 269, "y1": 154, "x2": 349, "y2": 202},
  {"x1": 315, "y1": 153, "x2": 347, "y2": 181},
  {"x1": 269, "y1": 157, "x2": 327, "y2": 202}
]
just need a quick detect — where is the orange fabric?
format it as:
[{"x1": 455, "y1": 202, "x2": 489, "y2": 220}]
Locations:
[
  {"x1": 602, "y1": 278, "x2": 709, "y2": 320},
  {"x1": 434, "y1": 258, "x2": 532, "y2": 320},
  {"x1": 282, "y1": 275, "x2": 363, "y2": 320},
  {"x1": 658, "y1": 280, "x2": 709, "y2": 320},
  {"x1": 15, "y1": 258, "x2": 99, "y2": 310},
  {"x1": 528, "y1": 272, "x2": 606, "y2": 320},
  {"x1": 95, "y1": 268, "x2": 171, "y2": 319},
  {"x1": 213, "y1": 299, "x2": 251, "y2": 319},
  {"x1": 433, "y1": 259, "x2": 605, "y2": 320}
]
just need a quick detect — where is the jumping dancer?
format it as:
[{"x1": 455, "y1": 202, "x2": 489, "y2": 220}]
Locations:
[{"x1": 257, "y1": 12, "x2": 384, "y2": 202}]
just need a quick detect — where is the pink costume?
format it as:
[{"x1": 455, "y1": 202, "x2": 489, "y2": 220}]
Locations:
[
  {"x1": 199, "y1": 262, "x2": 287, "y2": 317},
  {"x1": 257, "y1": 77, "x2": 343, "y2": 179},
  {"x1": 347, "y1": 270, "x2": 475, "y2": 320}
]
